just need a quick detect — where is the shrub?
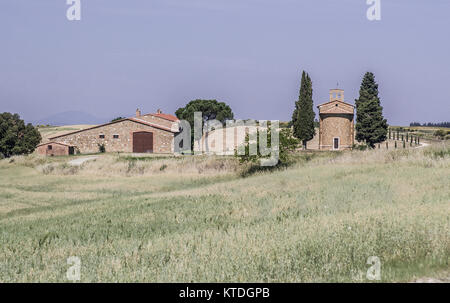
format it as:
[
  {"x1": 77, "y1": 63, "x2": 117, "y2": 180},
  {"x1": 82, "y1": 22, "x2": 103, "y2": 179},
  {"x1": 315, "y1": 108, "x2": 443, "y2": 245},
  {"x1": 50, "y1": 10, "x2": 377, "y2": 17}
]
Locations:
[
  {"x1": 235, "y1": 126, "x2": 299, "y2": 168},
  {"x1": 352, "y1": 144, "x2": 368, "y2": 151},
  {"x1": 434, "y1": 129, "x2": 446, "y2": 139},
  {"x1": 98, "y1": 143, "x2": 106, "y2": 153}
]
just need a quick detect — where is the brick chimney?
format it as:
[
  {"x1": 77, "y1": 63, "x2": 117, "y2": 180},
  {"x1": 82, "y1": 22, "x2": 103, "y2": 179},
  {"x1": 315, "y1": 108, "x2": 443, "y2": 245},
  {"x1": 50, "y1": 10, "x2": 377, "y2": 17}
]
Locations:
[
  {"x1": 156, "y1": 109, "x2": 162, "y2": 114},
  {"x1": 136, "y1": 108, "x2": 141, "y2": 117}
]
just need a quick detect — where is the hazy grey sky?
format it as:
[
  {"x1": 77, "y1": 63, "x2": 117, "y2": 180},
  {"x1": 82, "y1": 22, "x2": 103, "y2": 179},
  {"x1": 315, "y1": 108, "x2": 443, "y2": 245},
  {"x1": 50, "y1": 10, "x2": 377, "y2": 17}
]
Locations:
[{"x1": 1, "y1": 0, "x2": 449, "y2": 125}]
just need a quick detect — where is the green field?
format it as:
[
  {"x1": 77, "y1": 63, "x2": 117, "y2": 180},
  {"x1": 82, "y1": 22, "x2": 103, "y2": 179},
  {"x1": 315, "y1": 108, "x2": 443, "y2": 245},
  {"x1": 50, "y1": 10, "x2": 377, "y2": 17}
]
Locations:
[{"x1": 0, "y1": 145, "x2": 449, "y2": 282}]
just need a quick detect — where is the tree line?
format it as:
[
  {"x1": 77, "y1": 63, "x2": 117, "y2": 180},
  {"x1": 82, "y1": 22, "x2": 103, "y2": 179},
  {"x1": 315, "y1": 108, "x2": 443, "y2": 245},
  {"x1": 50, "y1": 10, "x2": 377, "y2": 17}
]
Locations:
[{"x1": 409, "y1": 122, "x2": 450, "y2": 128}]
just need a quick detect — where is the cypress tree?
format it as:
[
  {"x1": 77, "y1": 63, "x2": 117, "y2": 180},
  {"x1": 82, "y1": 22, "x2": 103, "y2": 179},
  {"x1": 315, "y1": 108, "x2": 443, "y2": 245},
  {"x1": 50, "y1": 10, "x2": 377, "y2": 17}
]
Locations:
[
  {"x1": 292, "y1": 71, "x2": 315, "y2": 149},
  {"x1": 355, "y1": 72, "x2": 388, "y2": 148}
]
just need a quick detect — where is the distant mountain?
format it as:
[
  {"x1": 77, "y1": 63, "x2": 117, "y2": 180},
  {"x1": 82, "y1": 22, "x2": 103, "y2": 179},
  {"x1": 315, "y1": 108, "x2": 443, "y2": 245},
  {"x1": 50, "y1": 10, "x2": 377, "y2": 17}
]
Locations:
[{"x1": 33, "y1": 111, "x2": 107, "y2": 126}]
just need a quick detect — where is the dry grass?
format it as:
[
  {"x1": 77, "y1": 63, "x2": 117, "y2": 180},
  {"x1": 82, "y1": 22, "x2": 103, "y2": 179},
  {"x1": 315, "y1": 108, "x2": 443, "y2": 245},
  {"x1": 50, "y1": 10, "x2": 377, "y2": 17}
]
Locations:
[{"x1": 0, "y1": 145, "x2": 449, "y2": 282}]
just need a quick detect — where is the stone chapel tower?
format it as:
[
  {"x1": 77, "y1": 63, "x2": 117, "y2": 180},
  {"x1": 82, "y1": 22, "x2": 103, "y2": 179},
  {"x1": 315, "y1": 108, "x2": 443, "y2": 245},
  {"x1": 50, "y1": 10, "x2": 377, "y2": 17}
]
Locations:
[{"x1": 317, "y1": 89, "x2": 355, "y2": 150}]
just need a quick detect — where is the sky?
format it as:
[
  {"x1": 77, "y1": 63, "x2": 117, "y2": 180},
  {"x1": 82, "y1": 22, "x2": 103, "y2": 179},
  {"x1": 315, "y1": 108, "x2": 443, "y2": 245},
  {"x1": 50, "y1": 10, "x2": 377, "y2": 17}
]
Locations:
[{"x1": 1, "y1": 0, "x2": 449, "y2": 125}]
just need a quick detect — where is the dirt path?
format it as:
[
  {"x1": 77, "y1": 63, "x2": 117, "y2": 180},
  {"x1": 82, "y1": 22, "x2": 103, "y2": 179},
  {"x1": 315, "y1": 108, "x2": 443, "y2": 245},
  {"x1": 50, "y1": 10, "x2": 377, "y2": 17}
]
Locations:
[
  {"x1": 416, "y1": 142, "x2": 430, "y2": 148},
  {"x1": 67, "y1": 156, "x2": 99, "y2": 166}
]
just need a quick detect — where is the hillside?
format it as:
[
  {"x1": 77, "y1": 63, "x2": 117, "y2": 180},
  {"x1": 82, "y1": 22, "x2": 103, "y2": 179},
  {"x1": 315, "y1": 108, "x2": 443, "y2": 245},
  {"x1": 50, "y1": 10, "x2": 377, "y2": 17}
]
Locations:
[{"x1": 0, "y1": 144, "x2": 449, "y2": 282}]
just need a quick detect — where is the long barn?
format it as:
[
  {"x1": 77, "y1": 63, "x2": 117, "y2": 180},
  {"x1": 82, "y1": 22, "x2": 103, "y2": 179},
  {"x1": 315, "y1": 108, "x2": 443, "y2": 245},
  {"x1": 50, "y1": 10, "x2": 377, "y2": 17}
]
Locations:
[{"x1": 36, "y1": 109, "x2": 180, "y2": 155}]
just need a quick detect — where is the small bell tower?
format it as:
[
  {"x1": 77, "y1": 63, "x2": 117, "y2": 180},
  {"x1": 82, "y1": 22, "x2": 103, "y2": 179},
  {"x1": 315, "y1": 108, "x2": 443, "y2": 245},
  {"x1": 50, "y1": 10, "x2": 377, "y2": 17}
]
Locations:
[{"x1": 329, "y1": 89, "x2": 344, "y2": 102}]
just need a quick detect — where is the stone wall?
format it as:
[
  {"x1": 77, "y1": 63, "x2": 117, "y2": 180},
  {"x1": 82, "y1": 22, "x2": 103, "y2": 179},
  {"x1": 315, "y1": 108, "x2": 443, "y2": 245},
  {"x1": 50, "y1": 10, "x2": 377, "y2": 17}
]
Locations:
[
  {"x1": 319, "y1": 113, "x2": 354, "y2": 150},
  {"x1": 51, "y1": 120, "x2": 174, "y2": 154},
  {"x1": 36, "y1": 143, "x2": 70, "y2": 156}
]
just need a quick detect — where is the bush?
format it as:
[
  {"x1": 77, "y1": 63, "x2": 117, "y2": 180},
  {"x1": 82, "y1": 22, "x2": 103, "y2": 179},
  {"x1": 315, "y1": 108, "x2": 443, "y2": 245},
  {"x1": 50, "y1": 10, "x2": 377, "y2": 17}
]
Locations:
[
  {"x1": 352, "y1": 144, "x2": 368, "y2": 151},
  {"x1": 98, "y1": 143, "x2": 106, "y2": 153},
  {"x1": 434, "y1": 129, "x2": 446, "y2": 139},
  {"x1": 235, "y1": 126, "x2": 299, "y2": 168}
]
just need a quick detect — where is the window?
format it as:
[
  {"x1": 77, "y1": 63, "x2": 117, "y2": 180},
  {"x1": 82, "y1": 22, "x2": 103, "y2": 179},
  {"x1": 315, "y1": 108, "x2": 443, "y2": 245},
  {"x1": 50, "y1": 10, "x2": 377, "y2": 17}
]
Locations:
[
  {"x1": 113, "y1": 134, "x2": 119, "y2": 139},
  {"x1": 333, "y1": 138, "x2": 339, "y2": 150},
  {"x1": 99, "y1": 134, "x2": 105, "y2": 139},
  {"x1": 47, "y1": 145, "x2": 52, "y2": 150}
]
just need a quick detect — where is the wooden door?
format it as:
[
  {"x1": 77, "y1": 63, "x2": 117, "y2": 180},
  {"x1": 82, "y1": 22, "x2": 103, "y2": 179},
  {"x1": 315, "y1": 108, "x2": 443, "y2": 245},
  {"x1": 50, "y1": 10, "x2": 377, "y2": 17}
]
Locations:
[{"x1": 133, "y1": 132, "x2": 154, "y2": 153}]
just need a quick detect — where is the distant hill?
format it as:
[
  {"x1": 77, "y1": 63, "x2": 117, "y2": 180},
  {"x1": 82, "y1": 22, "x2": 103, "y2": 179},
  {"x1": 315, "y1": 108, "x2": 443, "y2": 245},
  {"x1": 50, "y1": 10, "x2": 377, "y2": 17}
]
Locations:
[{"x1": 33, "y1": 111, "x2": 107, "y2": 126}]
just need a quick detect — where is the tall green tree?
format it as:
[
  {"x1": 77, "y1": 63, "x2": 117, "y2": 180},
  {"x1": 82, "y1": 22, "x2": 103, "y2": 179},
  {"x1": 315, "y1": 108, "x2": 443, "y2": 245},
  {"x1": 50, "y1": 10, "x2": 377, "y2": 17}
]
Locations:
[
  {"x1": 0, "y1": 112, "x2": 42, "y2": 158},
  {"x1": 175, "y1": 99, "x2": 234, "y2": 149},
  {"x1": 292, "y1": 71, "x2": 315, "y2": 149},
  {"x1": 355, "y1": 72, "x2": 388, "y2": 148}
]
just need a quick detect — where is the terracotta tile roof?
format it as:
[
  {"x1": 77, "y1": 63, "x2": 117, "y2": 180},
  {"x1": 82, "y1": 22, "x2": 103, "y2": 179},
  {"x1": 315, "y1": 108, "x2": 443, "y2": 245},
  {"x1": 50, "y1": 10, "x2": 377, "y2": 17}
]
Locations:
[
  {"x1": 129, "y1": 118, "x2": 176, "y2": 132},
  {"x1": 149, "y1": 113, "x2": 179, "y2": 122},
  {"x1": 49, "y1": 118, "x2": 177, "y2": 140}
]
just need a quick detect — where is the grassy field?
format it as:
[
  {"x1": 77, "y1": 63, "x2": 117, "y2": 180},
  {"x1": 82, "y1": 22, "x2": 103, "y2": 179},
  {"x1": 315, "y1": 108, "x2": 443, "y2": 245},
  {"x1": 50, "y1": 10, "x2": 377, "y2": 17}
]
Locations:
[{"x1": 0, "y1": 144, "x2": 449, "y2": 282}]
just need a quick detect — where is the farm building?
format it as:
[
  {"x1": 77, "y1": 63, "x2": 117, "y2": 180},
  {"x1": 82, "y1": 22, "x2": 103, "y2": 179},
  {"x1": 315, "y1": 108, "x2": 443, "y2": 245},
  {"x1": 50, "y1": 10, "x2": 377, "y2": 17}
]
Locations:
[
  {"x1": 317, "y1": 89, "x2": 355, "y2": 150},
  {"x1": 36, "y1": 141, "x2": 75, "y2": 156},
  {"x1": 36, "y1": 109, "x2": 180, "y2": 155}
]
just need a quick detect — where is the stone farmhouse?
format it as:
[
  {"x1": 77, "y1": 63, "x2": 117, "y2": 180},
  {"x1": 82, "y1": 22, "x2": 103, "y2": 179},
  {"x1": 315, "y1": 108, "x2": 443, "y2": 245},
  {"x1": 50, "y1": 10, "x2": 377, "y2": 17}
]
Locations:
[{"x1": 36, "y1": 109, "x2": 180, "y2": 156}]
